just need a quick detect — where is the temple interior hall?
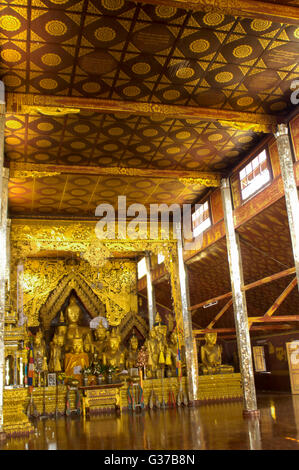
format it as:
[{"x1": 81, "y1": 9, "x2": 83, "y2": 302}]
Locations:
[{"x1": 0, "y1": 0, "x2": 299, "y2": 452}]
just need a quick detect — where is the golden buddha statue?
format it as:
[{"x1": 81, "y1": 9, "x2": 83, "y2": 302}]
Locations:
[
  {"x1": 65, "y1": 295, "x2": 91, "y2": 352},
  {"x1": 49, "y1": 333, "x2": 63, "y2": 373},
  {"x1": 200, "y1": 332, "x2": 234, "y2": 375},
  {"x1": 126, "y1": 333, "x2": 139, "y2": 370},
  {"x1": 93, "y1": 319, "x2": 108, "y2": 360},
  {"x1": 64, "y1": 331, "x2": 89, "y2": 385},
  {"x1": 145, "y1": 327, "x2": 159, "y2": 378},
  {"x1": 102, "y1": 327, "x2": 125, "y2": 371},
  {"x1": 33, "y1": 330, "x2": 46, "y2": 374}
]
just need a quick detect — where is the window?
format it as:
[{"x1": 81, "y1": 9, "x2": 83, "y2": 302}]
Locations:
[
  {"x1": 239, "y1": 149, "x2": 271, "y2": 201},
  {"x1": 137, "y1": 257, "x2": 146, "y2": 279},
  {"x1": 192, "y1": 201, "x2": 211, "y2": 238},
  {"x1": 157, "y1": 253, "x2": 164, "y2": 264},
  {"x1": 253, "y1": 346, "x2": 267, "y2": 372}
]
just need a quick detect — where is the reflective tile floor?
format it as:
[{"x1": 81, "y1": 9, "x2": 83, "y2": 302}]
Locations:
[{"x1": 1, "y1": 393, "x2": 299, "y2": 450}]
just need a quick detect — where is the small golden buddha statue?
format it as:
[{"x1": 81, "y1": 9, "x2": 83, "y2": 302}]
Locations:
[
  {"x1": 93, "y1": 319, "x2": 108, "y2": 360},
  {"x1": 65, "y1": 295, "x2": 91, "y2": 352},
  {"x1": 200, "y1": 332, "x2": 234, "y2": 375},
  {"x1": 49, "y1": 333, "x2": 63, "y2": 373},
  {"x1": 102, "y1": 327, "x2": 125, "y2": 371},
  {"x1": 33, "y1": 330, "x2": 46, "y2": 374},
  {"x1": 145, "y1": 328, "x2": 159, "y2": 378},
  {"x1": 126, "y1": 333, "x2": 139, "y2": 370}
]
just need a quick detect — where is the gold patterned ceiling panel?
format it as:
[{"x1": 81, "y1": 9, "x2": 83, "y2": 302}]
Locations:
[
  {"x1": 8, "y1": 172, "x2": 207, "y2": 217},
  {"x1": 2, "y1": 0, "x2": 298, "y2": 218},
  {"x1": 1, "y1": 0, "x2": 298, "y2": 112},
  {"x1": 4, "y1": 111, "x2": 261, "y2": 171}
]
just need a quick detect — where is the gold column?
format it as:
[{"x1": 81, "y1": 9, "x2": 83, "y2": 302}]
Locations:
[
  {"x1": 275, "y1": 123, "x2": 299, "y2": 289},
  {"x1": 0, "y1": 81, "x2": 7, "y2": 439},
  {"x1": 145, "y1": 251, "x2": 156, "y2": 330},
  {"x1": 221, "y1": 178, "x2": 259, "y2": 417}
]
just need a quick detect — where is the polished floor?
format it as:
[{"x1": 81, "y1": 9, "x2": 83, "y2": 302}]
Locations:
[{"x1": 1, "y1": 393, "x2": 299, "y2": 450}]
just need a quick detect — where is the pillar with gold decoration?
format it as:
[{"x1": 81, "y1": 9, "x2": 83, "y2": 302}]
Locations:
[
  {"x1": 275, "y1": 123, "x2": 299, "y2": 289},
  {"x1": 0, "y1": 80, "x2": 7, "y2": 440}
]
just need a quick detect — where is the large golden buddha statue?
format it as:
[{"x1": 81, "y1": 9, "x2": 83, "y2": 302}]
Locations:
[
  {"x1": 64, "y1": 331, "x2": 89, "y2": 384},
  {"x1": 65, "y1": 295, "x2": 92, "y2": 352},
  {"x1": 102, "y1": 327, "x2": 125, "y2": 371},
  {"x1": 200, "y1": 332, "x2": 234, "y2": 375}
]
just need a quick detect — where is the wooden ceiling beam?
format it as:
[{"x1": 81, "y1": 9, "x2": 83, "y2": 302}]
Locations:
[
  {"x1": 133, "y1": 0, "x2": 299, "y2": 26},
  {"x1": 206, "y1": 298, "x2": 233, "y2": 329},
  {"x1": 9, "y1": 162, "x2": 221, "y2": 187},
  {"x1": 193, "y1": 324, "x2": 294, "y2": 335},
  {"x1": 6, "y1": 93, "x2": 277, "y2": 133}
]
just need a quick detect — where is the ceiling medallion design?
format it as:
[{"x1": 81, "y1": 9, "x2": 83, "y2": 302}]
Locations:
[
  {"x1": 215, "y1": 71, "x2": 233, "y2": 83},
  {"x1": 189, "y1": 38, "x2": 210, "y2": 53},
  {"x1": 101, "y1": 0, "x2": 125, "y2": 10},
  {"x1": 0, "y1": 15, "x2": 21, "y2": 31},
  {"x1": 45, "y1": 20, "x2": 68, "y2": 36},
  {"x1": 94, "y1": 26, "x2": 117, "y2": 42},
  {"x1": 1, "y1": 49, "x2": 21, "y2": 63},
  {"x1": 41, "y1": 53, "x2": 62, "y2": 66},
  {"x1": 250, "y1": 19, "x2": 272, "y2": 31},
  {"x1": 203, "y1": 12, "x2": 225, "y2": 26},
  {"x1": 155, "y1": 6, "x2": 177, "y2": 18},
  {"x1": 176, "y1": 67, "x2": 195, "y2": 79},
  {"x1": 233, "y1": 44, "x2": 253, "y2": 58}
]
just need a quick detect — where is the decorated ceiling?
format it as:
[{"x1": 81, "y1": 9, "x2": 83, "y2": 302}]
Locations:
[{"x1": 1, "y1": 0, "x2": 299, "y2": 218}]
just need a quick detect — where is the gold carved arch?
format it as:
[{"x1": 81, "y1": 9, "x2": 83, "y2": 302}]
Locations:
[
  {"x1": 119, "y1": 310, "x2": 149, "y2": 343},
  {"x1": 39, "y1": 272, "x2": 106, "y2": 330}
]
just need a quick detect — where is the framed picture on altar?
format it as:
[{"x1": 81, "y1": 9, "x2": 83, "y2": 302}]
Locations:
[{"x1": 47, "y1": 373, "x2": 56, "y2": 387}]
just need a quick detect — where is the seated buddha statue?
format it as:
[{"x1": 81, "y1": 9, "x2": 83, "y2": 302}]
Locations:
[
  {"x1": 126, "y1": 333, "x2": 139, "y2": 370},
  {"x1": 102, "y1": 327, "x2": 125, "y2": 371},
  {"x1": 65, "y1": 295, "x2": 92, "y2": 352},
  {"x1": 200, "y1": 332, "x2": 234, "y2": 375},
  {"x1": 64, "y1": 332, "x2": 90, "y2": 385}
]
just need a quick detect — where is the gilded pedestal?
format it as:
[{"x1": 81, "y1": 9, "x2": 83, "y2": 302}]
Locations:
[{"x1": 3, "y1": 388, "x2": 34, "y2": 436}]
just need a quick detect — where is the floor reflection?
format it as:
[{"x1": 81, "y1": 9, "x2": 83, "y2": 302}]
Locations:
[{"x1": 2, "y1": 394, "x2": 299, "y2": 450}]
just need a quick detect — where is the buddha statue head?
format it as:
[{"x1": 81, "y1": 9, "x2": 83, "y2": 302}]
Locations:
[
  {"x1": 129, "y1": 333, "x2": 138, "y2": 351},
  {"x1": 205, "y1": 332, "x2": 217, "y2": 346},
  {"x1": 108, "y1": 328, "x2": 121, "y2": 353},
  {"x1": 95, "y1": 320, "x2": 107, "y2": 342},
  {"x1": 71, "y1": 331, "x2": 84, "y2": 354},
  {"x1": 34, "y1": 330, "x2": 43, "y2": 347},
  {"x1": 67, "y1": 295, "x2": 81, "y2": 324}
]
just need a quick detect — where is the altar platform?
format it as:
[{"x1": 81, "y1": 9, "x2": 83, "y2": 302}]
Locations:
[{"x1": 3, "y1": 373, "x2": 242, "y2": 434}]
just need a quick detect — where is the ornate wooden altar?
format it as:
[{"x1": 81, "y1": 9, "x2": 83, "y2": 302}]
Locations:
[{"x1": 79, "y1": 383, "x2": 124, "y2": 417}]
